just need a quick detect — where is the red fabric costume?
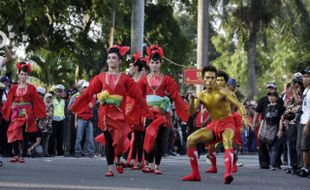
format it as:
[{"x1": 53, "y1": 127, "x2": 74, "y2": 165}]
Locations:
[
  {"x1": 195, "y1": 110, "x2": 209, "y2": 128},
  {"x1": 125, "y1": 76, "x2": 146, "y2": 162},
  {"x1": 232, "y1": 111, "x2": 242, "y2": 146},
  {"x1": 3, "y1": 84, "x2": 46, "y2": 143},
  {"x1": 206, "y1": 116, "x2": 236, "y2": 143},
  {"x1": 125, "y1": 77, "x2": 145, "y2": 131},
  {"x1": 71, "y1": 72, "x2": 147, "y2": 156},
  {"x1": 139, "y1": 74, "x2": 189, "y2": 153}
]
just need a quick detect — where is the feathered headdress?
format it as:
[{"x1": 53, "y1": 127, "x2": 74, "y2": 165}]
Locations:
[
  {"x1": 140, "y1": 56, "x2": 150, "y2": 66},
  {"x1": 132, "y1": 51, "x2": 141, "y2": 65},
  {"x1": 16, "y1": 62, "x2": 32, "y2": 73},
  {"x1": 108, "y1": 45, "x2": 130, "y2": 58},
  {"x1": 146, "y1": 45, "x2": 164, "y2": 61}
]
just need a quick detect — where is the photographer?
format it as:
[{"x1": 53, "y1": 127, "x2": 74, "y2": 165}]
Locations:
[
  {"x1": 0, "y1": 45, "x2": 12, "y2": 159},
  {"x1": 0, "y1": 45, "x2": 13, "y2": 69},
  {"x1": 278, "y1": 73, "x2": 304, "y2": 173}
]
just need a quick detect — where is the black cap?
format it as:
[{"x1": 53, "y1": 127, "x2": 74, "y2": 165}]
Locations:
[{"x1": 301, "y1": 67, "x2": 310, "y2": 75}]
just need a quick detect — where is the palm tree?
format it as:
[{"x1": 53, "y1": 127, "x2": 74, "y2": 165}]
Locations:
[
  {"x1": 221, "y1": 0, "x2": 281, "y2": 99},
  {"x1": 30, "y1": 49, "x2": 75, "y2": 87}
]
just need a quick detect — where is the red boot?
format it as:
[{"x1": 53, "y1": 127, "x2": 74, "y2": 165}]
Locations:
[
  {"x1": 232, "y1": 162, "x2": 238, "y2": 173},
  {"x1": 224, "y1": 173, "x2": 234, "y2": 184},
  {"x1": 205, "y1": 151, "x2": 217, "y2": 173},
  {"x1": 224, "y1": 148, "x2": 234, "y2": 184},
  {"x1": 182, "y1": 147, "x2": 201, "y2": 181},
  {"x1": 206, "y1": 166, "x2": 217, "y2": 173}
]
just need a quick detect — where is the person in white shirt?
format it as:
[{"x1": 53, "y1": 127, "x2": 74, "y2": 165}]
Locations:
[{"x1": 296, "y1": 68, "x2": 310, "y2": 177}]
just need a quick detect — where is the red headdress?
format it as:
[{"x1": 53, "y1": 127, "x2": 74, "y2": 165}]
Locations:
[
  {"x1": 108, "y1": 45, "x2": 130, "y2": 58},
  {"x1": 140, "y1": 56, "x2": 150, "y2": 66},
  {"x1": 132, "y1": 51, "x2": 141, "y2": 65},
  {"x1": 16, "y1": 62, "x2": 32, "y2": 73},
  {"x1": 146, "y1": 45, "x2": 164, "y2": 61}
]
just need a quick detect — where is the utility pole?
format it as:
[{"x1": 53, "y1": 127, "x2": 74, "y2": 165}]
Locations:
[
  {"x1": 109, "y1": 0, "x2": 116, "y2": 47},
  {"x1": 131, "y1": 0, "x2": 145, "y2": 55},
  {"x1": 196, "y1": 0, "x2": 209, "y2": 92}
]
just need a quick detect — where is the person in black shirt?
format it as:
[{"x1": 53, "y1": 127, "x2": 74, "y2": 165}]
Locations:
[
  {"x1": 264, "y1": 92, "x2": 285, "y2": 170},
  {"x1": 253, "y1": 82, "x2": 284, "y2": 169}
]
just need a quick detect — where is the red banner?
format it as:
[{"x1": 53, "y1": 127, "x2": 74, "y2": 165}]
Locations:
[{"x1": 183, "y1": 68, "x2": 204, "y2": 85}]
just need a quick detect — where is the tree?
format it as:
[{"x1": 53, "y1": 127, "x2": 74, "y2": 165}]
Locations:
[{"x1": 30, "y1": 49, "x2": 74, "y2": 87}]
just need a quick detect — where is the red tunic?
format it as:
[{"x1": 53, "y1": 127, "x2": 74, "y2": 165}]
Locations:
[
  {"x1": 125, "y1": 77, "x2": 144, "y2": 131},
  {"x1": 3, "y1": 84, "x2": 46, "y2": 143},
  {"x1": 71, "y1": 72, "x2": 147, "y2": 156},
  {"x1": 139, "y1": 74, "x2": 189, "y2": 153}
]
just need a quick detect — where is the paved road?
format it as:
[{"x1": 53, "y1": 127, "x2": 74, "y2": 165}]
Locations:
[{"x1": 0, "y1": 154, "x2": 309, "y2": 190}]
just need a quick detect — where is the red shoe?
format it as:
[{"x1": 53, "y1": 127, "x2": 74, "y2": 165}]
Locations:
[
  {"x1": 10, "y1": 157, "x2": 19, "y2": 163},
  {"x1": 224, "y1": 174, "x2": 234, "y2": 184},
  {"x1": 122, "y1": 162, "x2": 133, "y2": 168},
  {"x1": 205, "y1": 166, "x2": 217, "y2": 173},
  {"x1": 232, "y1": 163, "x2": 238, "y2": 173},
  {"x1": 115, "y1": 164, "x2": 124, "y2": 174},
  {"x1": 131, "y1": 165, "x2": 143, "y2": 170},
  {"x1": 142, "y1": 166, "x2": 152, "y2": 173},
  {"x1": 105, "y1": 171, "x2": 114, "y2": 177},
  {"x1": 19, "y1": 157, "x2": 25, "y2": 163},
  {"x1": 154, "y1": 169, "x2": 162, "y2": 175},
  {"x1": 182, "y1": 173, "x2": 201, "y2": 181}
]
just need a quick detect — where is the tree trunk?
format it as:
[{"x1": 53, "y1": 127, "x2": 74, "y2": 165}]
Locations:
[
  {"x1": 196, "y1": 0, "x2": 209, "y2": 92},
  {"x1": 247, "y1": 22, "x2": 259, "y2": 99},
  {"x1": 130, "y1": 0, "x2": 145, "y2": 55},
  {"x1": 109, "y1": 0, "x2": 116, "y2": 47},
  {"x1": 197, "y1": 0, "x2": 209, "y2": 69}
]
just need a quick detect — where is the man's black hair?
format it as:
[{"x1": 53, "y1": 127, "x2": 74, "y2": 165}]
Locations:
[
  {"x1": 217, "y1": 70, "x2": 229, "y2": 83},
  {"x1": 202, "y1": 65, "x2": 217, "y2": 77}
]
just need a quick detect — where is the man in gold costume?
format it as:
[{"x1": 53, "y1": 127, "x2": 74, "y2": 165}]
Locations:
[
  {"x1": 182, "y1": 65, "x2": 247, "y2": 184},
  {"x1": 205, "y1": 71, "x2": 242, "y2": 174}
]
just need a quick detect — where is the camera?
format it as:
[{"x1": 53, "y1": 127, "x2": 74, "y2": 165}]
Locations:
[{"x1": 283, "y1": 109, "x2": 296, "y2": 121}]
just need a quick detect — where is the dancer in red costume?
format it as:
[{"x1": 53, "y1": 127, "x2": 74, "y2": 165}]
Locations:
[
  {"x1": 71, "y1": 45, "x2": 147, "y2": 177},
  {"x1": 125, "y1": 51, "x2": 149, "y2": 169},
  {"x1": 182, "y1": 65, "x2": 248, "y2": 184},
  {"x1": 3, "y1": 62, "x2": 46, "y2": 163},
  {"x1": 139, "y1": 45, "x2": 189, "y2": 174}
]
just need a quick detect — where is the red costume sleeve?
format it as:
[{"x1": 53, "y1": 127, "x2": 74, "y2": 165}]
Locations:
[
  {"x1": 2, "y1": 85, "x2": 17, "y2": 121},
  {"x1": 165, "y1": 76, "x2": 189, "y2": 122},
  {"x1": 125, "y1": 75, "x2": 148, "y2": 115},
  {"x1": 137, "y1": 76, "x2": 147, "y2": 97},
  {"x1": 29, "y1": 85, "x2": 46, "y2": 119},
  {"x1": 71, "y1": 75, "x2": 102, "y2": 113}
]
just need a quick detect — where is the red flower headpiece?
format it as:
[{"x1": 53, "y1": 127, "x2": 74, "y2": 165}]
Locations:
[
  {"x1": 108, "y1": 45, "x2": 130, "y2": 57},
  {"x1": 146, "y1": 45, "x2": 164, "y2": 60},
  {"x1": 16, "y1": 62, "x2": 32, "y2": 73},
  {"x1": 132, "y1": 51, "x2": 141, "y2": 65},
  {"x1": 141, "y1": 56, "x2": 150, "y2": 66}
]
